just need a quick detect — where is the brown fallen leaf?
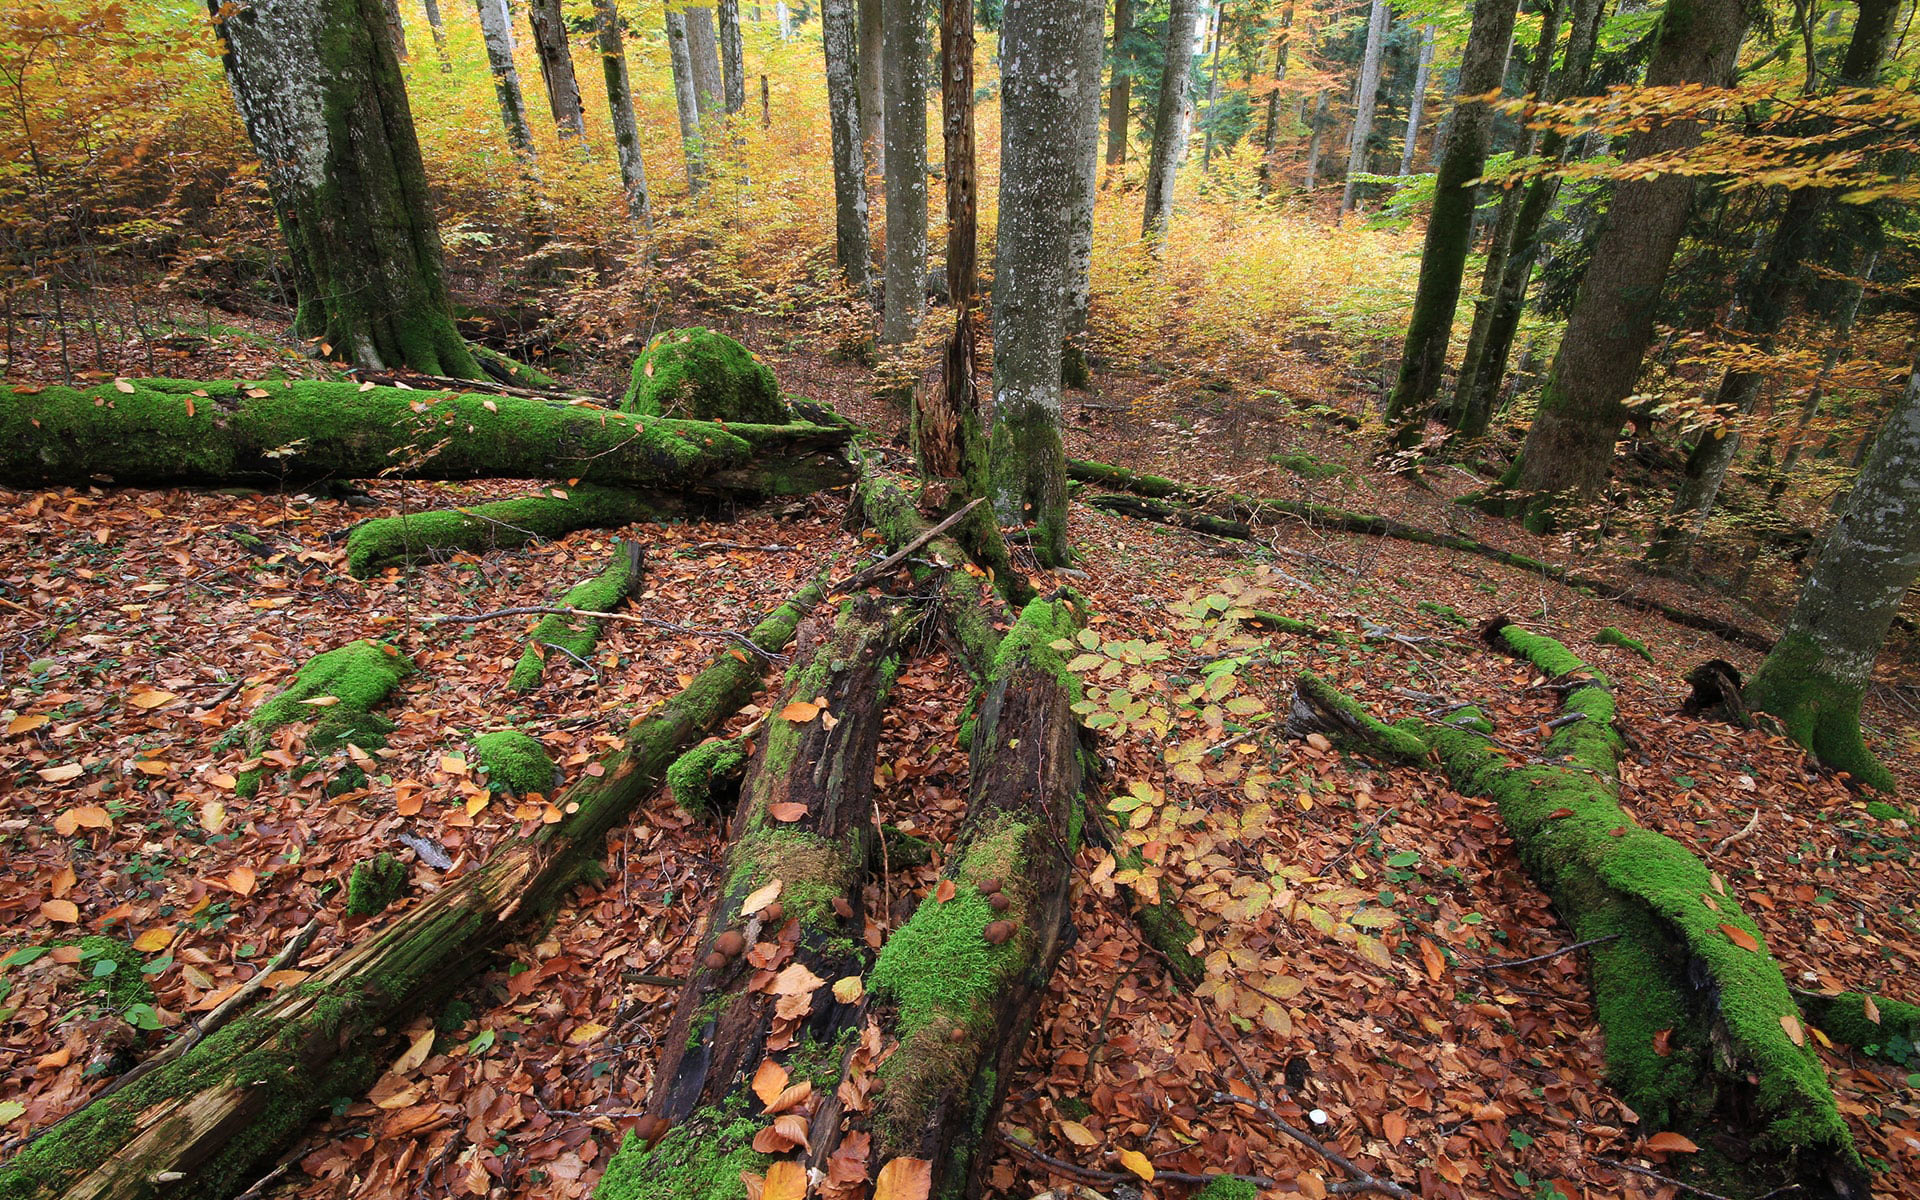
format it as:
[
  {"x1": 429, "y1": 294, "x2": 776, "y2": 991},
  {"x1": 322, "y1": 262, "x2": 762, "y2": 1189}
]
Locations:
[
  {"x1": 873, "y1": 1157, "x2": 932, "y2": 1200},
  {"x1": 1718, "y1": 923, "x2": 1759, "y2": 952},
  {"x1": 778, "y1": 700, "x2": 821, "y2": 723},
  {"x1": 768, "y1": 802, "x2": 809, "y2": 823},
  {"x1": 764, "y1": 1080, "x2": 813, "y2": 1116},
  {"x1": 227, "y1": 865, "x2": 257, "y2": 896},
  {"x1": 1780, "y1": 1012, "x2": 1805, "y2": 1046},
  {"x1": 1645, "y1": 1131, "x2": 1700, "y2": 1153},
  {"x1": 1418, "y1": 936, "x2": 1447, "y2": 982},
  {"x1": 752, "y1": 1058, "x2": 790, "y2": 1107}
]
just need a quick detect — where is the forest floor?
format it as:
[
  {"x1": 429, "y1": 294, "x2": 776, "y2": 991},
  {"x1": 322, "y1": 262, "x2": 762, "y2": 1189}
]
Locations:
[{"x1": 1, "y1": 298, "x2": 1917, "y2": 1200}]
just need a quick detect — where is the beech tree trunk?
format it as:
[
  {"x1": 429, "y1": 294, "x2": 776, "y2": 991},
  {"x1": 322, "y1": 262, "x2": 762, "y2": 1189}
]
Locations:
[
  {"x1": 211, "y1": 0, "x2": 481, "y2": 377},
  {"x1": 719, "y1": 0, "x2": 747, "y2": 114},
  {"x1": 665, "y1": 7, "x2": 708, "y2": 192},
  {"x1": 419, "y1": 0, "x2": 452, "y2": 69},
  {"x1": 857, "y1": 0, "x2": 885, "y2": 182},
  {"x1": 528, "y1": 0, "x2": 590, "y2": 143},
  {"x1": 1449, "y1": 0, "x2": 1606, "y2": 441},
  {"x1": 1504, "y1": 0, "x2": 1748, "y2": 524},
  {"x1": 990, "y1": 0, "x2": 1098, "y2": 566},
  {"x1": 382, "y1": 0, "x2": 409, "y2": 61},
  {"x1": 1106, "y1": 0, "x2": 1134, "y2": 170},
  {"x1": 1339, "y1": 0, "x2": 1391, "y2": 215},
  {"x1": 1256, "y1": 1, "x2": 1291, "y2": 193},
  {"x1": 1141, "y1": 0, "x2": 1200, "y2": 238},
  {"x1": 1063, "y1": 0, "x2": 1105, "y2": 361},
  {"x1": 685, "y1": 5, "x2": 727, "y2": 118},
  {"x1": 1399, "y1": 24, "x2": 1433, "y2": 174},
  {"x1": 822, "y1": 0, "x2": 872, "y2": 291},
  {"x1": 880, "y1": 0, "x2": 929, "y2": 342},
  {"x1": 1302, "y1": 89, "x2": 1330, "y2": 189},
  {"x1": 1382, "y1": 0, "x2": 1518, "y2": 430},
  {"x1": 475, "y1": 0, "x2": 538, "y2": 156},
  {"x1": 594, "y1": 0, "x2": 653, "y2": 227},
  {"x1": 0, "y1": 583, "x2": 825, "y2": 1200},
  {"x1": 1744, "y1": 355, "x2": 1920, "y2": 793}
]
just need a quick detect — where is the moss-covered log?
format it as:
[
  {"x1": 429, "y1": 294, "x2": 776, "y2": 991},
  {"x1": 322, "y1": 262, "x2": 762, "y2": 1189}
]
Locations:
[
  {"x1": 1069, "y1": 459, "x2": 1774, "y2": 654},
  {"x1": 0, "y1": 581, "x2": 824, "y2": 1200},
  {"x1": 232, "y1": 639, "x2": 413, "y2": 798},
  {"x1": 1794, "y1": 989, "x2": 1920, "y2": 1067},
  {"x1": 0, "y1": 378, "x2": 852, "y2": 495},
  {"x1": 1286, "y1": 627, "x2": 1867, "y2": 1199},
  {"x1": 596, "y1": 596, "x2": 912, "y2": 1200},
  {"x1": 345, "y1": 488, "x2": 666, "y2": 576},
  {"x1": 511, "y1": 541, "x2": 647, "y2": 691}
]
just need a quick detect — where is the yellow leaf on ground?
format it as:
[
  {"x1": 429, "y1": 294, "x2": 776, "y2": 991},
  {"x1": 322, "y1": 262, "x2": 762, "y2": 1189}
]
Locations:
[
  {"x1": 1117, "y1": 1149, "x2": 1155, "y2": 1182},
  {"x1": 128, "y1": 689, "x2": 177, "y2": 710},
  {"x1": 9, "y1": 714, "x2": 49, "y2": 735},
  {"x1": 832, "y1": 976, "x2": 864, "y2": 1004},
  {"x1": 567, "y1": 1022, "x2": 609, "y2": 1045},
  {"x1": 41, "y1": 899, "x2": 79, "y2": 923},
  {"x1": 1058, "y1": 1120, "x2": 1099, "y2": 1147},
  {"x1": 133, "y1": 926, "x2": 173, "y2": 953},
  {"x1": 761, "y1": 1160, "x2": 807, "y2": 1200}
]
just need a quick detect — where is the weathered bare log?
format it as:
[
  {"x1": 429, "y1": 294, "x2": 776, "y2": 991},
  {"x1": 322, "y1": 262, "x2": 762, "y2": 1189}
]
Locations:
[
  {"x1": 0, "y1": 580, "x2": 825, "y2": 1200},
  {"x1": 0, "y1": 378, "x2": 853, "y2": 496}
]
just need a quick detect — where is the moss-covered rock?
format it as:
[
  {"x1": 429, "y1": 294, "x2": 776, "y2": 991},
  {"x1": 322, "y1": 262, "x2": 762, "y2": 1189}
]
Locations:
[
  {"x1": 621, "y1": 328, "x2": 786, "y2": 424},
  {"x1": 471, "y1": 730, "x2": 557, "y2": 796},
  {"x1": 665, "y1": 736, "x2": 748, "y2": 817},
  {"x1": 345, "y1": 853, "x2": 408, "y2": 918}
]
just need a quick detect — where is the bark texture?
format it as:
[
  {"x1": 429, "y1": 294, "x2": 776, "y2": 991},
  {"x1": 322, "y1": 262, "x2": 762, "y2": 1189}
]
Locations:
[
  {"x1": 528, "y1": 0, "x2": 590, "y2": 142},
  {"x1": 594, "y1": 0, "x2": 654, "y2": 227},
  {"x1": 941, "y1": 0, "x2": 978, "y2": 308},
  {"x1": 1399, "y1": 25, "x2": 1434, "y2": 174},
  {"x1": 665, "y1": 7, "x2": 708, "y2": 192},
  {"x1": 1743, "y1": 357, "x2": 1920, "y2": 792},
  {"x1": 1063, "y1": 0, "x2": 1105, "y2": 354},
  {"x1": 822, "y1": 0, "x2": 872, "y2": 291},
  {"x1": 211, "y1": 0, "x2": 480, "y2": 377},
  {"x1": 1141, "y1": 0, "x2": 1200, "y2": 239},
  {"x1": 719, "y1": 0, "x2": 747, "y2": 114},
  {"x1": 1504, "y1": 0, "x2": 1748, "y2": 521},
  {"x1": 475, "y1": 0, "x2": 538, "y2": 155},
  {"x1": 1302, "y1": 89, "x2": 1330, "y2": 189},
  {"x1": 1339, "y1": 0, "x2": 1392, "y2": 215},
  {"x1": 685, "y1": 5, "x2": 727, "y2": 117},
  {"x1": 856, "y1": 0, "x2": 884, "y2": 182},
  {"x1": 1382, "y1": 0, "x2": 1520, "y2": 427},
  {"x1": 1106, "y1": 0, "x2": 1135, "y2": 170},
  {"x1": 880, "y1": 0, "x2": 930, "y2": 342}
]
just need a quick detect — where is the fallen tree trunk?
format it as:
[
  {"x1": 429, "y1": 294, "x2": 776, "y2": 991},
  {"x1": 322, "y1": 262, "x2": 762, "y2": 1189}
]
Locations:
[
  {"x1": 511, "y1": 541, "x2": 646, "y2": 691},
  {"x1": 1793, "y1": 989, "x2": 1920, "y2": 1067},
  {"x1": 1286, "y1": 622, "x2": 1867, "y2": 1199},
  {"x1": 1069, "y1": 458, "x2": 1775, "y2": 653},
  {"x1": 0, "y1": 580, "x2": 825, "y2": 1200},
  {"x1": 595, "y1": 595, "x2": 913, "y2": 1196},
  {"x1": 345, "y1": 487, "x2": 669, "y2": 576},
  {"x1": 0, "y1": 379, "x2": 853, "y2": 496}
]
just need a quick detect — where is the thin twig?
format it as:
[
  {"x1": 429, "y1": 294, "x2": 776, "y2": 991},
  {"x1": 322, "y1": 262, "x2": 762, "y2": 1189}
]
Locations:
[
  {"x1": 1465, "y1": 933, "x2": 1622, "y2": 973},
  {"x1": 830, "y1": 497, "x2": 983, "y2": 595},
  {"x1": 995, "y1": 1129, "x2": 1274, "y2": 1189},
  {"x1": 1594, "y1": 1155, "x2": 1801, "y2": 1200},
  {"x1": 1712, "y1": 808, "x2": 1761, "y2": 856}
]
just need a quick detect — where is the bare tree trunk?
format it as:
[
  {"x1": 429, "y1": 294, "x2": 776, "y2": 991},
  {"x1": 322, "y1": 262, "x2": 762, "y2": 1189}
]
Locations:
[
  {"x1": 685, "y1": 6, "x2": 726, "y2": 119},
  {"x1": 1141, "y1": 0, "x2": 1200, "y2": 239},
  {"x1": 382, "y1": 0, "x2": 409, "y2": 61},
  {"x1": 593, "y1": 0, "x2": 652, "y2": 227},
  {"x1": 527, "y1": 0, "x2": 590, "y2": 143},
  {"x1": 1106, "y1": 0, "x2": 1134, "y2": 171},
  {"x1": 1256, "y1": 1, "x2": 1294, "y2": 194},
  {"x1": 665, "y1": 8, "x2": 707, "y2": 192},
  {"x1": 880, "y1": 0, "x2": 929, "y2": 342},
  {"x1": 989, "y1": 0, "x2": 1100, "y2": 566},
  {"x1": 822, "y1": 0, "x2": 872, "y2": 290},
  {"x1": 719, "y1": 0, "x2": 747, "y2": 113},
  {"x1": 1064, "y1": 0, "x2": 1104, "y2": 364},
  {"x1": 420, "y1": 0, "x2": 451, "y2": 69},
  {"x1": 941, "y1": 0, "x2": 977, "y2": 308},
  {"x1": 1399, "y1": 25, "x2": 1434, "y2": 174},
  {"x1": 1339, "y1": 0, "x2": 1391, "y2": 215},
  {"x1": 1201, "y1": 0, "x2": 1224, "y2": 169},
  {"x1": 1302, "y1": 88, "x2": 1330, "y2": 189},
  {"x1": 475, "y1": 0, "x2": 538, "y2": 156},
  {"x1": 857, "y1": 0, "x2": 885, "y2": 180}
]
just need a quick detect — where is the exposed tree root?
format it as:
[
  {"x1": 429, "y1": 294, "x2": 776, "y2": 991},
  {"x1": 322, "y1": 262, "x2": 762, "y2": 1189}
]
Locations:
[
  {"x1": 1067, "y1": 458, "x2": 1776, "y2": 654},
  {"x1": 345, "y1": 487, "x2": 666, "y2": 576},
  {"x1": 0, "y1": 378, "x2": 853, "y2": 496},
  {"x1": 510, "y1": 541, "x2": 647, "y2": 691},
  {"x1": 0, "y1": 581, "x2": 824, "y2": 1200},
  {"x1": 1286, "y1": 622, "x2": 1867, "y2": 1200}
]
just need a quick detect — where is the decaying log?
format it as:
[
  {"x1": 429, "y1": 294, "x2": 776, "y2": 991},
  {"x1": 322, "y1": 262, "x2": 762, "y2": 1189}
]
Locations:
[
  {"x1": 345, "y1": 487, "x2": 669, "y2": 576},
  {"x1": 0, "y1": 581, "x2": 825, "y2": 1200},
  {"x1": 0, "y1": 378, "x2": 852, "y2": 496},
  {"x1": 1286, "y1": 624, "x2": 1868, "y2": 1199},
  {"x1": 511, "y1": 540, "x2": 647, "y2": 691}
]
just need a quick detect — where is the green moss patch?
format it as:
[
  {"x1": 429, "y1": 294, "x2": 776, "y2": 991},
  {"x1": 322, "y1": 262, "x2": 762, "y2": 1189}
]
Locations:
[
  {"x1": 622, "y1": 328, "x2": 786, "y2": 424},
  {"x1": 1798, "y1": 990, "x2": 1919, "y2": 1067},
  {"x1": 346, "y1": 487, "x2": 661, "y2": 576},
  {"x1": 345, "y1": 853, "x2": 408, "y2": 918},
  {"x1": 666, "y1": 737, "x2": 748, "y2": 817},
  {"x1": 512, "y1": 542, "x2": 644, "y2": 692},
  {"x1": 236, "y1": 640, "x2": 412, "y2": 798},
  {"x1": 1745, "y1": 630, "x2": 1897, "y2": 792},
  {"x1": 1595, "y1": 626, "x2": 1654, "y2": 662},
  {"x1": 594, "y1": 1102, "x2": 767, "y2": 1200},
  {"x1": 1267, "y1": 451, "x2": 1347, "y2": 480},
  {"x1": 472, "y1": 730, "x2": 557, "y2": 796}
]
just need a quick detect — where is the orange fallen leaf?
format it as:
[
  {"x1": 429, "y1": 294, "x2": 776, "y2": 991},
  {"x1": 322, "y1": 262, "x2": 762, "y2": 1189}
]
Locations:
[
  {"x1": 778, "y1": 700, "x2": 821, "y2": 723},
  {"x1": 9, "y1": 713, "x2": 49, "y2": 735},
  {"x1": 1718, "y1": 923, "x2": 1759, "y2": 952},
  {"x1": 133, "y1": 926, "x2": 173, "y2": 953},
  {"x1": 767, "y1": 802, "x2": 809, "y2": 822},
  {"x1": 38, "y1": 763, "x2": 83, "y2": 784},
  {"x1": 752, "y1": 1058, "x2": 790, "y2": 1107},
  {"x1": 1780, "y1": 1013, "x2": 1805, "y2": 1046},
  {"x1": 41, "y1": 899, "x2": 79, "y2": 923},
  {"x1": 762, "y1": 1160, "x2": 807, "y2": 1200},
  {"x1": 227, "y1": 865, "x2": 257, "y2": 896},
  {"x1": 1645, "y1": 1131, "x2": 1700, "y2": 1153},
  {"x1": 1058, "y1": 1120, "x2": 1099, "y2": 1147},
  {"x1": 1418, "y1": 936, "x2": 1447, "y2": 982},
  {"x1": 1652, "y1": 1028, "x2": 1673, "y2": 1057},
  {"x1": 1117, "y1": 1149, "x2": 1154, "y2": 1182},
  {"x1": 764, "y1": 1080, "x2": 813, "y2": 1116},
  {"x1": 771, "y1": 962, "x2": 825, "y2": 996},
  {"x1": 128, "y1": 689, "x2": 177, "y2": 710},
  {"x1": 873, "y1": 1157, "x2": 932, "y2": 1200},
  {"x1": 934, "y1": 880, "x2": 956, "y2": 903}
]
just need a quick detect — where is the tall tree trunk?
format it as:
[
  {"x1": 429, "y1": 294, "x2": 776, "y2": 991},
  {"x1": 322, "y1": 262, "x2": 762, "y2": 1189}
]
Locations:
[
  {"x1": 880, "y1": 0, "x2": 929, "y2": 342},
  {"x1": 1256, "y1": 1, "x2": 1293, "y2": 193},
  {"x1": 857, "y1": 0, "x2": 885, "y2": 180},
  {"x1": 212, "y1": 0, "x2": 480, "y2": 377},
  {"x1": 419, "y1": 0, "x2": 451, "y2": 69},
  {"x1": 593, "y1": 0, "x2": 652, "y2": 227},
  {"x1": 1646, "y1": 0, "x2": 1899, "y2": 566},
  {"x1": 1503, "y1": 0, "x2": 1749, "y2": 526},
  {"x1": 1744, "y1": 354, "x2": 1920, "y2": 793},
  {"x1": 941, "y1": 0, "x2": 977, "y2": 308},
  {"x1": 685, "y1": 6, "x2": 726, "y2": 119},
  {"x1": 665, "y1": 8, "x2": 708, "y2": 193},
  {"x1": 1063, "y1": 0, "x2": 1104, "y2": 366},
  {"x1": 1339, "y1": 0, "x2": 1391, "y2": 215},
  {"x1": 1302, "y1": 88, "x2": 1330, "y2": 189},
  {"x1": 990, "y1": 0, "x2": 1099, "y2": 565},
  {"x1": 1382, "y1": 0, "x2": 1519, "y2": 430},
  {"x1": 527, "y1": 0, "x2": 589, "y2": 143},
  {"x1": 1399, "y1": 25, "x2": 1434, "y2": 173},
  {"x1": 719, "y1": 0, "x2": 747, "y2": 114},
  {"x1": 1141, "y1": 0, "x2": 1200, "y2": 238},
  {"x1": 475, "y1": 0, "x2": 538, "y2": 156},
  {"x1": 1201, "y1": 0, "x2": 1225, "y2": 169},
  {"x1": 1106, "y1": 0, "x2": 1135, "y2": 170},
  {"x1": 382, "y1": 0, "x2": 409, "y2": 61},
  {"x1": 1450, "y1": 0, "x2": 1607, "y2": 442},
  {"x1": 823, "y1": 0, "x2": 872, "y2": 290}
]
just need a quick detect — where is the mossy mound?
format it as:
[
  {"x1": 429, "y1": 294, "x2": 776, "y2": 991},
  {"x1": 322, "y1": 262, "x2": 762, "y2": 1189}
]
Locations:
[
  {"x1": 1194, "y1": 1180, "x2": 1259, "y2": 1200},
  {"x1": 471, "y1": 730, "x2": 557, "y2": 796},
  {"x1": 1595, "y1": 625, "x2": 1654, "y2": 662},
  {"x1": 1268, "y1": 450, "x2": 1347, "y2": 480},
  {"x1": 345, "y1": 853, "x2": 408, "y2": 918},
  {"x1": 236, "y1": 641, "x2": 412, "y2": 798},
  {"x1": 595, "y1": 1102, "x2": 767, "y2": 1200},
  {"x1": 665, "y1": 737, "x2": 748, "y2": 816},
  {"x1": 621, "y1": 328, "x2": 786, "y2": 424}
]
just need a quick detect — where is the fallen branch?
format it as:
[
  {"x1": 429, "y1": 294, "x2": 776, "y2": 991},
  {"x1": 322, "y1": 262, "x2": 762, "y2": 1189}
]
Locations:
[
  {"x1": 830, "y1": 496, "x2": 984, "y2": 594},
  {"x1": 510, "y1": 541, "x2": 646, "y2": 691},
  {"x1": 345, "y1": 487, "x2": 666, "y2": 576},
  {"x1": 1464, "y1": 933, "x2": 1622, "y2": 973}
]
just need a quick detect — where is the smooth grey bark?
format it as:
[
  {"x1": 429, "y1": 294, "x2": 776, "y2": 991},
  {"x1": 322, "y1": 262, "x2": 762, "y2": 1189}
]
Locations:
[
  {"x1": 685, "y1": 6, "x2": 726, "y2": 117},
  {"x1": 990, "y1": 0, "x2": 1101, "y2": 565},
  {"x1": 857, "y1": 0, "x2": 885, "y2": 179},
  {"x1": 475, "y1": 0, "x2": 538, "y2": 155},
  {"x1": 593, "y1": 0, "x2": 652, "y2": 227},
  {"x1": 1400, "y1": 25, "x2": 1434, "y2": 174},
  {"x1": 880, "y1": 0, "x2": 929, "y2": 341},
  {"x1": 719, "y1": 0, "x2": 747, "y2": 113},
  {"x1": 528, "y1": 0, "x2": 590, "y2": 143},
  {"x1": 419, "y1": 0, "x2": 452, "y2": 69},
  {"x1": 1302, "y1": 88, "x2": 1330, "y2": 189},
  {"x1": 665, "y1": 8, "x2": 708, "y2": 192},
  {"x1": 1201, "y1": 0, "x2": 1224, "y2": 169},
  {"x1": 1107, "y1": 0, "x2": 1135, "y2": 169},
  {"x1": 1743, "y1": 356, "x2": 1920, "y2": 793},
  {"x1": 211, "y1": 0, "x2": 478, "y2": 377},
  {"x1": 1141, "y1": 0, "x2": 1200, "y2": 239},
  {"x1": 1065, "y1": 0, "x2": 1105, "y2": 342},
  {"x1": 822, "y1": 0, "x2": 871, "y2": 290},
  {"x1": 1256, "y1": 1, "x2": 1292, "y2": 192},
  {"x1": 1339, "y1": 0, "x2": 1391, "y2": 214}
]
